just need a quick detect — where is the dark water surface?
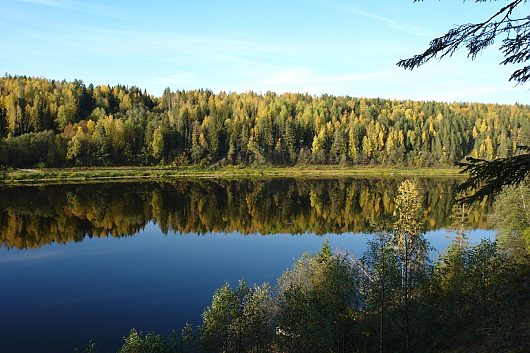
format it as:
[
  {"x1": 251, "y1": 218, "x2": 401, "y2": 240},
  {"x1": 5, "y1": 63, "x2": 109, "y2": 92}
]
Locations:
[{"x1": 0, "y1": 178, "x2": 493, "y2": 353}]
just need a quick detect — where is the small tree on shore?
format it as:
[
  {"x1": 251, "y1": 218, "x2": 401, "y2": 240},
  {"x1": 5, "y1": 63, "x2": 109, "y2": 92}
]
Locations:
[{"x1": 392, "y1": 180, "x2": 428, "y2": 353}]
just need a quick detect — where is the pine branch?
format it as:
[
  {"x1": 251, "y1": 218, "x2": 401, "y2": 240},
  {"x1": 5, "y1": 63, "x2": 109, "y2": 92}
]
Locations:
[
  {"x1": 456, "y1": 147, "x2": 530, "y2": 203},
  {"x1": 399, "y1": 0, "x2": 529, "y2": 84}
]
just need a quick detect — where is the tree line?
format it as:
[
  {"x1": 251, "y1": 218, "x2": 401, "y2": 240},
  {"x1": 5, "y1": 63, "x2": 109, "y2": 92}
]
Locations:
[
  {"x1": 77, "y1": 180, "x2": 529, "y2": 353},
  {"x1": 1, "y1": 75, "x2": 530, "y2": 167}
]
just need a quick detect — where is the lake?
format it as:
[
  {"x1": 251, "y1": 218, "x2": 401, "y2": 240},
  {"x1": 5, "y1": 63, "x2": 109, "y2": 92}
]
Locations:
[{"x1": 0, "y1": 178, "x2": 494, "y2": 353}]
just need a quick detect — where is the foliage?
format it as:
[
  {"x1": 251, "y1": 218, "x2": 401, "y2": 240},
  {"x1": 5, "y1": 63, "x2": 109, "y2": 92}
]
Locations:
[
  {"x1": 275, "y1": 243, "x2": 358, "y2": 353},
  {"x1": 200, "y1": 281, "x2": 274, "y2": 353},
  {"x1": 0, "y1": 163, "x2": 7, "y2": 180},
  {"x1": 489, "y1": 183, "x2": 530, "y2": 263},
  {"x1": 392, "y1": 180, "x2": 429, "y2": 352},
  {"x1": 2, "y1": 75, "x2": 530, "y2": 168},
  {"x1": 393, "y1": 180, "x2": 426, "y2": 272},
  {"x1": 457, "y1": 147, "x2": 530, "y2": 203},
  {"x1": 360, "y1": 231, "x2": 401, "y2": 352},
  {"x1": 74, "y1": 340, "x2": 98, "y2": 353},
  {"x1": 426, "y1": 239, "x2": 529, "y2": 352},
  {"x1": 116, "y1": 328, "x2": 187, "y2": 353},
  {"x1": 398, "y1": 0, "x2": 529, "y2": 84},
  {"x1": 398, "y1": 1, "x2": 530, "y2": 204}
]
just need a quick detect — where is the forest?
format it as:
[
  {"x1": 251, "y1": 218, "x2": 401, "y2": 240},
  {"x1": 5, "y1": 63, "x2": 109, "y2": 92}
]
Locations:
[
  {"x1": 74, "y1": 180, "x2": 529, "y2": 353},
  {"x1": 1, "y1": 75, "x2": 530, "y2": 168}
]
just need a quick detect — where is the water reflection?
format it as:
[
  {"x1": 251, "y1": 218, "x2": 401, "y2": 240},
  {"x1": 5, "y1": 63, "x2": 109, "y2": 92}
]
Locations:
[{"x1": 0, "y1": 178, "x2": 490, "y2": 249}]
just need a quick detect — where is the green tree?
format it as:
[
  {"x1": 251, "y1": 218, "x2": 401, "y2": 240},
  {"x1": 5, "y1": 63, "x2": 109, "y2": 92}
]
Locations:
[
  {"x1": 276, "y1": 242, "x2": 358, "y2": 353},
  {"x1": 151, "y1": 126, "x2": 166, "y2": 161},
  {"x1": 118, "y1": 329, "x2": 167, "y2": 353},
  {"x1": 489, "y1": 183, "x2": 530, "y2": 263},
  {"x1": 392, "y1": 180, "x2": 427, "y2": 353},
  {"x1": 200, "y1": 280, "x2": 273, "y2": 353},
  {"x1": 362, "y1": 231, "x2": 401, "y2": 353}
]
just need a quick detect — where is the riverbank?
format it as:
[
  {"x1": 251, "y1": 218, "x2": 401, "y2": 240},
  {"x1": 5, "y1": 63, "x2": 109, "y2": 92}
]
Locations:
[{"x1": 0, "y1": 165, "x2": 464, "y2": 184}]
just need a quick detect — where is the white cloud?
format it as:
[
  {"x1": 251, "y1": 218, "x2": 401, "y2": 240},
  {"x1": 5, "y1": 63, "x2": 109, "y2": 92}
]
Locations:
[
  {"x1": 16, "y1": 0, "x2": 124, "y2": 21},
  {"x1": 18, "y1": 0, "x2": 63, "y2": 7},
  {"x1": 151, "y1": 72, "x2": 197, "y2": 88},
  {"x1": 344, "y1": 7, "x2": 434, "y2": 38},
  {"x1": 256, "y1": 68, "x2": 312, "y2": 86}
]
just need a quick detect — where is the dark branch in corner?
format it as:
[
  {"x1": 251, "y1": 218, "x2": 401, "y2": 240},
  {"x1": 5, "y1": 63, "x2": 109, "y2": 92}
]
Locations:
[
  {"x1": 456, "y1": 146, "x2": 530, "y2": 203},
  {"x1": 398, "y1": 0, "x2": 530, "y2": 84}
]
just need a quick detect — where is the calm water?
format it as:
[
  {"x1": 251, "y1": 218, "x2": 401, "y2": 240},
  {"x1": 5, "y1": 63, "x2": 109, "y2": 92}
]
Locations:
[{"x1": 0, "y1": 178, "x2": 494, "y2": 353}]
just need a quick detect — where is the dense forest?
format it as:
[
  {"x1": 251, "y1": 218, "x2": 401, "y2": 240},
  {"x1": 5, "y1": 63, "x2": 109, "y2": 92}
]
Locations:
[
  {"x1": 75, "y1": 181, "x2": 529, "y2": 353},
  {"x1": 1, "y1": 75, "x2": 530, "y2": 168},
  {"x1": 0, "y1": 178, "x2": 490, "y2": 249}
]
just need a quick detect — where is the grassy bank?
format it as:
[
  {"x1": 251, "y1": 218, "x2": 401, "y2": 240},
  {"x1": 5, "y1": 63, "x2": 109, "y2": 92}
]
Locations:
[{"x1": 0, "y1": 165, "x2": 464, "y2": 184}]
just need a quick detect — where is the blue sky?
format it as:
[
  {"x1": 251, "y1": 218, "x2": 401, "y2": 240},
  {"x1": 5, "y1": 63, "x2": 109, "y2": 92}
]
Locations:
[{"x1": 1, "y1": 0, "x2": 528, "y2": 103}]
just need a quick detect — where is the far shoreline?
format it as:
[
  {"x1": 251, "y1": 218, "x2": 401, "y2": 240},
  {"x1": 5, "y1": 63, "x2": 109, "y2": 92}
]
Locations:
[{"x1": 0, "y1": 165, "x2": 464, "y2": 185}]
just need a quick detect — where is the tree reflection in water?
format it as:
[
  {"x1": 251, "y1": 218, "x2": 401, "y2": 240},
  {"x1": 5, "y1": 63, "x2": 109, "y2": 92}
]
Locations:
[{"x1": 0, "y1": 178, "x2": 490, "y2": 249}]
